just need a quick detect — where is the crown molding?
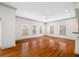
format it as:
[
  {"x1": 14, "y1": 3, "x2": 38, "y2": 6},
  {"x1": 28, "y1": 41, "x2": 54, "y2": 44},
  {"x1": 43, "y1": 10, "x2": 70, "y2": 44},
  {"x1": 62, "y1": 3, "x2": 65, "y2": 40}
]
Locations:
[
  {"x1": 46, "y1": 17, "x2": 76, "y2": 24},
  {"x1": 16, "y1": 16, "x2": 76, "y2": 24},
  {"x1": 16, "y1": 16, "x2": 44, "y2": 23},
  {"x1": 0, "y1": 3, "x2": 16, "y2": 10}
]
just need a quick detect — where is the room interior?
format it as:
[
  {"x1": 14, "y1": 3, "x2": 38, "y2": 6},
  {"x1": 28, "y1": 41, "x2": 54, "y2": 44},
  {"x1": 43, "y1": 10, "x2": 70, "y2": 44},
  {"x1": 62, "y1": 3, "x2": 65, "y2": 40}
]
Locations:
[{"x1": 0, "y1": 2, "x2": 79, "y2": 57}]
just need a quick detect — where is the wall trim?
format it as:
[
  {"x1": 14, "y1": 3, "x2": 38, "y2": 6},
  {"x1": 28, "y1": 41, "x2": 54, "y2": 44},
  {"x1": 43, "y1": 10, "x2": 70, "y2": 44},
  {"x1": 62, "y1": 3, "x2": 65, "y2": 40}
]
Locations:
[
  {"x1": 16, "y1": 16, "x2": 44, "y2": 23},
  {"x1": 16, "y1": 35, "x2": 45, "y2": 43},
  {"x1": 47, "y1": 35, "x2": 75, "y2": 40},
  {"x1": 0, "y1": 3, "x2": 16, "y2": 10},
  {"x1": 46, "y1": 17, "x2": 77, "y2": 23}
]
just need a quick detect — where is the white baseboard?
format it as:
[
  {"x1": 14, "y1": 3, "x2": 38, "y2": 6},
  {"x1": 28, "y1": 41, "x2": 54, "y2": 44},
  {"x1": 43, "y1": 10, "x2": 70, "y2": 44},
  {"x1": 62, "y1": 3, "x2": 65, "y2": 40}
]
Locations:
[
  {"x1": 16, "y1": 34, "x2": 45, "y2": 40},
  {"x1": 47, "y1": 34, "x2": 75, "y2": 40}
]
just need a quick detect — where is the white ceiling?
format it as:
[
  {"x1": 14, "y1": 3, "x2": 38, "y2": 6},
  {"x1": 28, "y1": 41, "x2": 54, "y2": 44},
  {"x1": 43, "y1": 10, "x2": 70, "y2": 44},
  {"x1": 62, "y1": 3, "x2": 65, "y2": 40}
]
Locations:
[{"x1": 4, "y1": 2, "x2": 76, "y2": 22}]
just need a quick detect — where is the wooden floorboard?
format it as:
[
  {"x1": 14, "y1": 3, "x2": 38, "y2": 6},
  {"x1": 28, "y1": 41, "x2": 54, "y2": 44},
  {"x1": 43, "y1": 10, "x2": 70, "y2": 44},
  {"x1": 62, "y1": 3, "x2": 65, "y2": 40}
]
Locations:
[{"x1": 0, "y1": 36, "x2": 76, "y2": 57}]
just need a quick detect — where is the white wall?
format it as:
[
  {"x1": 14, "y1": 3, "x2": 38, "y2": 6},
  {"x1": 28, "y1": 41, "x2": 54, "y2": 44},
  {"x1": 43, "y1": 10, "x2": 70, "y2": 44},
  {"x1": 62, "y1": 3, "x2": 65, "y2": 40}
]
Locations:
[
  {"x1": 46, "y1": 18, "x2": 78, "y2": 40},
  {"x1": 16, "y1": 16, "x2": 45, "y2": 40},
  {"x1": 0, "y1": 4, "x2": 16, "y2": 49},
  {"x1": 46, "y1": 18, "x2": 79, "y2": 54}
]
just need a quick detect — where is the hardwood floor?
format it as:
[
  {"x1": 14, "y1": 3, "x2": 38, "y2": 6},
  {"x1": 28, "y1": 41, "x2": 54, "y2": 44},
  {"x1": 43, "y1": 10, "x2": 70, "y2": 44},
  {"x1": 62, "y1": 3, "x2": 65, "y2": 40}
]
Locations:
[{"x1": 0, "y1": 36, "x2": 76, "y2": 57}]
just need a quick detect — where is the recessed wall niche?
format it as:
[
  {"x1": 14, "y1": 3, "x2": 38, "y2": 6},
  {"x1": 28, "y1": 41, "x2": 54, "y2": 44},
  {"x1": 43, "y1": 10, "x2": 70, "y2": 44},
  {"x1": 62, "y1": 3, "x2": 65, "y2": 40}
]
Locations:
[
  {"x1": 39, "y1": 26, "x2": 43, "y2": 34},
  {"x1": 50, "y1": 26, "x2": 54, "y2": 34},
  {"x1": 59, "y1": 25, "x2": 66, "y2": 35},
  {"x1": 22, "y1": 25, "x2": 28, "y2": 36},
  {"x1": 32, "y1": 25, "x2": 37, "y2": 35}
]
